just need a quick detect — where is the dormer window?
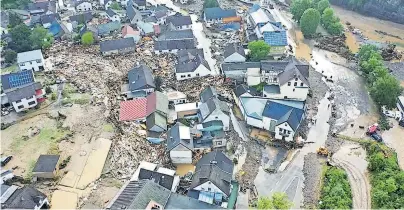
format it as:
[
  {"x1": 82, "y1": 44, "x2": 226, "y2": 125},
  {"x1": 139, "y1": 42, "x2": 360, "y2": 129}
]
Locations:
[{"x1": 295, "y1": 78, "x2": 298, "y2": 81}]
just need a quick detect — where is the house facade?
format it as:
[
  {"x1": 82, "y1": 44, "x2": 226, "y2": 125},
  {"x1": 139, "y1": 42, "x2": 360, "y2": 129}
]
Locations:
[
  {"x1": 199, "y1": 86, "x2": 230, "y2": 131},
  {"x1": 166, "y1": 14, "x2": 192, "y2": 30},
  {"x1": 167, "y1": 123, "x2": 194, "y2": 164},
  {"x1": 106, "y1": 8, "x2": 121, "y2": 22},
  {"x1": 223, "y1": 43, "x2": 246, "y2": 63},
  {"x1": 17, "y1": 50, "x2": 45, "y2": 72},
  {"x1": 154, "y1": 39, "x2": 196, "y2": 55},
  {"x1": 75, "y1": 1, "x2": 92, "y2": 12},
  {"x1": 203, "y1": 7, "x2": 237, "y2": 27}
]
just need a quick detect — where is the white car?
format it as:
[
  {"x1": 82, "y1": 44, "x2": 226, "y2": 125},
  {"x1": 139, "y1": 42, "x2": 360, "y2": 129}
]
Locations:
[{"x1": 384, "y1": 110, "x2": 396, "y2": 118}]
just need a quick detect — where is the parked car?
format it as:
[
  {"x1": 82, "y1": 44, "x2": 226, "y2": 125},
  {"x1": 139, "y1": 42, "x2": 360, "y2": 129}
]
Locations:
[
  {"x1": 1, "y1": 156, "x2": 12, "y2": 166},
  {"x1": 371, "y1": 133, "x2": 383, "y2": 142}
]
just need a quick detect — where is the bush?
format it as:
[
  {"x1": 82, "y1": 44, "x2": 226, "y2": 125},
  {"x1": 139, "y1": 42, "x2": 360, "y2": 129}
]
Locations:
[
  {"x1": 319, "y1": 166, "x2": 352, "y2": 209},
  {"x1": 50, "y1": 92, "x2": 57, "y2": 100},
  {"x1": 81, "y1": 32, "x2": 94, "y2": 45},
  {"x1": 247, "y1": 40, "x2": 271, "y2": 61},
  {"x1": 3, "y1": 49, "x2": 17, "y2": 63},
  {"x1": 233, "y1": 158, "x2": 238, "y2": 165},
  {"x1": 45, "y1": 86, "x2": 53, "y2": 94}
]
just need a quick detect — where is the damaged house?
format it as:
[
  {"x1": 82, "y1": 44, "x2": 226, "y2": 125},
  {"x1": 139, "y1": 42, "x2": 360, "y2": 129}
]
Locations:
[
  {"x1": 175, "y1": 49, "x2": 211, "y2": 81},
  {"x1": 199, "y1": 86, "x2": 230, "y2": 131},
  {"x1": 1, "y1": 185, "x2": 50, "y2": 209},
  {"x1": 122, "y1": 64, "x2": 155, "y2": 99},
  {"x1": 223, "y1": 43, "x2": 246, "y2": 63},
  {"x1": 100, "y1": 37, "x2": 136, "y2": 55},
  {"x1": 188, "y1": 151, "x2": 234, "y2": 207},
  {"x1": 203, "y1": 7, "x2": 237, "y2": 27}
]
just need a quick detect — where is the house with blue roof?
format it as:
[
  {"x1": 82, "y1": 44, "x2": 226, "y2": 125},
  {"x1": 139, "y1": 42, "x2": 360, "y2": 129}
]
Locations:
[
  {"x1": 248, "y1": 8, "x2": 287, "y2": 56},
  {"x1": 203, "y1": 7, "x2": 237, "y2": 27},
  {"x1": 238, "y1": 96, "x2": 305, "y2": 142}
]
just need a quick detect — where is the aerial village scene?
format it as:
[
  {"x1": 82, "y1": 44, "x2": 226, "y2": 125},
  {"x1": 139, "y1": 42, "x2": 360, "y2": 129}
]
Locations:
[{"x1": 1, "y1": 0, "x2": 404, "y2": 208}]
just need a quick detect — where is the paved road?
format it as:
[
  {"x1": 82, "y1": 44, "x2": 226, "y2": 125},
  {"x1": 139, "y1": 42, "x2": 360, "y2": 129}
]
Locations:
[{"x1": 254, "y1": 95, "x2": 331, "y2": 208}]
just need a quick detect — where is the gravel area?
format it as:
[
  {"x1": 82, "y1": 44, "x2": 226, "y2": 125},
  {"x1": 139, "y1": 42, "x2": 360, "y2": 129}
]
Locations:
[{"x1": 302, "y1": 153, "x2": 322, "y2": 208}]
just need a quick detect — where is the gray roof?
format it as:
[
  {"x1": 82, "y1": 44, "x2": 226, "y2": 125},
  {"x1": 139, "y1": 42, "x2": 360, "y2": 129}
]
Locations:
[
  {"x1": 263, "y1": 84, "x2": 280, "y2": 94},
  {"x1": 224, "y1": 43, "x2": 245, "y2": 59},
  {"x1": 40, "y1": 13, "x2": 59, "y2": 24},
  {"x1": 200, "y1": 86, "x2": 217, "y2": 103},
  {"x1": 106, "y1": 8, "x2": 117, "y2": 17},
  {"x1": 146, "y1": 112, "x2": 167, "y2": 131},
  {"x1": 278, "y1": 57, "x2": 309, "y2": 86},
  {"x1": 108, "y1": 180, "x2": 171, "y2": 210},
  {"x1": 177, "y1": 49, "x2": 204, "y2": 63},
  {"x1": 126, "y1": 0, "x2": 137, "y2": 20},
  {"x1": 32, "y1": 155, "x2": 60, "y2": 173},
  {"x1": 5, "y1": 82, "x2": 42, "y2": 103},
  {"x1": 128, "y1": 64, "x2": 155, "y2": 91},
  {"x1": 166, "y1": 193, "x2": 222, "y2": 209},
  {"x1": 276, "y1": 108, "x2": 304, "y2": 131},
  {"x1": 1, "y1": 11, "x2": 9, "y2": 28},
  {"x1": 138, "y1": 168, "x2": 174, "y2": 190},
  {"x1": 100, "y1": 38, "x2": 136, "y2": 52},
  {"x1": 69, "y1": 12, "x2": 93, "y2": 23},
  {"x1": 17, "y1": 50, "x2": 43, "y2": 63},
  {"x1": 221, "y1": 62, "x2": 260, "y2": 72},
  {"x1": 27, "y1": 1, "x2": 56, "y2": 14},
  {"x1": 1, "y1": 186, "x2": 47, "y2": 209},
  {"x1": 199, "y1": 97, "x2": 229, "y2": 120},
  {"x1": 175, "y1": 55, "x2": 210, "y2": 73},
  {"x1": 143, "y1": 15, "x2": 157, "y2": 23},
  {"x1": 166, "y1": 123, "x2": 194, "y2": 151},
  {"x1": 158, "y1": 29, "x2": 194, "y2": 41},
  {"x1": 154, "y1": 39, "x2": 196, "y2": 51},
  {"x1": 134, "y1": 0, "x2": 146, "y2": 6},
  {"x1": 190, "y1": 151, "x2": 233, "y2": 196},
  {"x1": 234, "y1": 84, "x2": 259, "y2": 97},
  {"x1": 166, "y1": 14, "x2": 192, "y2": 27}
]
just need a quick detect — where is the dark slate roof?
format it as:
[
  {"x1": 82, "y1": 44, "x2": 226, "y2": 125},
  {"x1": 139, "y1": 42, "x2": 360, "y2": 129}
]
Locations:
[
  {"x1": 69, "y1": 12, "x2": 93, "y2": 23},
  {"x1": 1, "y1": 186, "x2": 47, "y2": 209},
  {"x1": 97, "y1": 21, "x2": 121, "y2": 35},
  {"x1": 200, "y1": 86, "x2": 217, "y2": 103},
  {"x1": 177, "y1": 49, "x2": 204, "y2": 63},
  {"x1": 204, "y1": 7, "x2": 236, "y2": 20},
  {"x1": 128, "y1": 64, "x2": 155, "y2": 91},
  {"x1": 166, "y1": 123, "x2": 194, "y2": 151},
  {"x1": 1, "y1": 70, "x2": 35, "y2": 91},
  {"x1": 155, "y1": 10, "x2": 167, "y2": 19},
  {"x1": 199, "y1": 97, "x2": 229, "y2": 120},
  {"x1": 5, "y1": 82, "x2": 42, "y2": 103},
  {"x1": 166, "y1": 193, "x2": 222, "y2": 209},
  {"x1": 146, "y1": 112, "x2": 166, "y2": 131},
  {"x1": 278, "y1": 57, "x2": 309, "y2": 86},
  {"x1": 138, "y1": 168, "x2": 174, "y2": 191},
  {"x1": 126, "y1": 0, "x2": 136, "y2": 20},
  {"x1": 40, "y1": 13, "x2": 59, "y2": 24},
  {"x1": 134, "y1": 0, "x2": 146, "y2": 6},
  {"x1": 108, "y1": 180, "x2": 171, "y2": 210},
  {"x1": 166, "y1": 14, "x2": 192, "y2": 27},
  {"x1": 260, "y1": 60, "x2": 289, "y2": 72},
  {"x1": 190, "y1": 151, "x2": 233, "y2": 196},
  {"x1": 262, "y1": 100, "x2": 304, "y2": 131},
  {"x1": 224, "y1": 43, "x2": 245, "y2": 59},
  {"x1": 100, "y1": 37, "x2": 136, "y2": 52},
  {"x1": 234, "y1": 84, "x2": 259, "y2": 97},
  {"x1": 27, "y1": 1, "x2": 56, "y2": 14},
  {"x1": 263, "y1": 84, "x2": 280, "y2": 94},
  {"x1": 158, "y1": 29, "x2": 194, "y2": 41},
  {"x1": 221, "y1": 62, "x2": 260, "y2": 72},
  {"x1": 106, "y1": 8, "x2": 117, "y2": 17},
  {"x1": 175, "y1": 55, "x2": 210, "y2": 73},
  {"x1": 32, "y1": 155, "x2": 60, "y2": 173},
  {"x1": 154, "y1": 39, "x2": 196, "y2": 51}
]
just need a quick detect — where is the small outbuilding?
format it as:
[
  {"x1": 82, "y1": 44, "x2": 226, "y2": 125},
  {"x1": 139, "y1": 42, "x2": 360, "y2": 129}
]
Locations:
[{"x1": 32, "y1": 155, "x2": 60, "y2": 180}]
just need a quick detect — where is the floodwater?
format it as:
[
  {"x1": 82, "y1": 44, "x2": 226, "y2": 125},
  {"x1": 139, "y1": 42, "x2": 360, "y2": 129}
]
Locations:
[
  {"x1": 333, "y1": 5, "x2": 404, "y2": 51},
  {"x1": 344, "y1": 31, "x2": 360, "y2": 53}
]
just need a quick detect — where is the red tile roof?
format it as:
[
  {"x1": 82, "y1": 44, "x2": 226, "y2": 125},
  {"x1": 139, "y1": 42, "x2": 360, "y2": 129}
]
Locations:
[
  {"x1": 35, "y1": 89, "x2": 43, "y2": 96},
  {"x1": 122, "y1": 25, "x2": 140, "y2": 37},
  {"x1": 119, "y1": 98, "x2": 148, "y2": 121}
]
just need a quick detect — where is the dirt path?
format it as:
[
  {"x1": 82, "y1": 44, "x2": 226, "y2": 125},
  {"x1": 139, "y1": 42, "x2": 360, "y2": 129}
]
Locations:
[{"x1": 332, "y1": 144, "x2": 371, "y2": 209}]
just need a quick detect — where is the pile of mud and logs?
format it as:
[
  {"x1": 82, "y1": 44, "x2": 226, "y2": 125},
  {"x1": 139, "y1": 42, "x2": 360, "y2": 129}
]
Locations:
[
  {"x1": 315, "y1": 35, "x2": 354, "y2": 60},
  {"x1": 381, "y1": 44, "x2": 402, "y2": 61}
]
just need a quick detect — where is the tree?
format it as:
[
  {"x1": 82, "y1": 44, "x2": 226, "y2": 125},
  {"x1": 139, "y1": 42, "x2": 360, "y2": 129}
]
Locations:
[
  {"x1": 256, "y1": 193, "x2": 293, "y2": 209},
  {"x1": 327, "y1": 20, "x2": 343, "y2": 35},
  {"x1": 1, "y1": 0, "x2": 31, "y2": 9},
  {"x1": 321, "y1": 8, "x2": 335, "y2": 27},
  {"x1": 247, "y1": 40, "x2": 271, "y2": 61},
  {"x1": 300, "y1": 8, "x2": 320, "y2": 37},
  {"x1": 110, "y1": 1, "x2": 122, "y2": 10},
  {"x1": 81, "y1": 32, "x2": 94, "y2": 45},
  {"x1": 9, "y1": 24, "x2": 32, "y2": 52},
  {"x1": 3, "y1": 49, "x2": 17, "y2": 63},
  {"x1": 290, "y1": 0, "x2": 313, "y2": 22},
  {"x1": 367, "y1": 66, "x2": 388, "y2": 84},
  {"x1": 30, "y1": 26, "x2": 54, "y2": 50},
  {"x1": 8, "y1": 12, "x2": 23, "y2": 28},
  {"x1": 370, "y1": 75, "x2": 402, "y2": 109},
  {"x1": 360, "y1": 54, "x2": 384, "y2": 75},
  {"x1": 358, "y1": 44, "x2": 379, "y2": 61},
  {"x1": 203, "y1": 0, "x2": 219, "y2": 8},
  {"x1": 317, "y1": 0, "x2": 330, "y2": 14}
]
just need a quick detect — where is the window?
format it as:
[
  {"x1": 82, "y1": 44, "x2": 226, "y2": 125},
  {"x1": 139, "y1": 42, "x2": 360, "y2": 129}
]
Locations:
[
  {"x1": 279, "y1": 128, "x2": 283, "y2": 132},
  {"x1": 295, "y1": 78, "x2": 298, "y2": 81},
  {"x1": 284, "y1": 96, "x2": 288, "y2": 99},
  {"x1": 287, "y1": 82, "x2": 291, "y2": 86},
  {"x1": 196, "y1": 73, "x2": 200, "y2": 76},
  {"x1": 293, "y1": 89, "x2": 295, "y2": 92},
  {"x1": 187, "y1": 74, "x2": 191, "y2": 77},
  {"x1": 16, "y1": 100, "x2": 22, "y2": 103},
  {"x1": 300, "y1": 82, "x2": 304, "y2": 86},
  {"x1": 215, "y1": 116, "x2": 218, "y2": 119},
  {"x1": 294, "y1": 82, "x2": 297, "y2": 86},
  {"x1": 180, "y1": 75, "x2": 185, "y2": 78},
  {"x1": 288, "y1": 131, "x2": 291, "y2": 134},
  {"x1": 17, "y1": 105, "x2": 24, "y2": 109},
  {"x1": 20, "y1": 63, "x2": 25, "y2": 66},
  {"x1": 283, "y1": 129, "x2": 287, "y2": 134},
  {"x1": 28, "y1": 101, "x2": 36, "y2": 105},
  {"x1": 216, "y1": 141, "x2": 222, "y2": 146},
  {"x1": 208, "y1": 187, "x2": 212, "y2": 191},
  {"x1": 273, "y1": 78, "x2": 277, "y2": 82}
]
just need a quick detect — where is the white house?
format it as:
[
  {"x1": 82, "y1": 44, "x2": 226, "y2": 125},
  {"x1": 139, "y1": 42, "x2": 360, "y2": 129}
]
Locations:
[
  {"x1": 199, "y1": 86, "x2": 230, "y2": 131},
  {"x1": 17, "y1": 50, "x2": 45, "y2": 72},
  {"x1": 103, "y1": 0, "x2": 113, "y2": 10},
  {"x1": 175, "y1": 55, "x2": 211, "y2": 81},
  {"x1": 106, "y1": 8, "x2": 121, "y2": 22},
  {"x1": 167, "y1": 123, "x2": 194, "y2": 164},
  {"x1": 223, "y1": 43, "x2": 246, "y2": 63},
  {"x1": 166, "y1": 14, "x2": 192, "y2": 30},
  {"x1": 75, "y1": 1, "x2": 92, "y2": 12},
  {"x1": 189, "y1": 151, "x2": 233, "y2": 204}
]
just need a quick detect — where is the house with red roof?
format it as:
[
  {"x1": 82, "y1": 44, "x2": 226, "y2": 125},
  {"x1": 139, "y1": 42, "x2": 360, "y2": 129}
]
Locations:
[{"x1": 122, "y1": 25, "x2": 140, "y2": 43}]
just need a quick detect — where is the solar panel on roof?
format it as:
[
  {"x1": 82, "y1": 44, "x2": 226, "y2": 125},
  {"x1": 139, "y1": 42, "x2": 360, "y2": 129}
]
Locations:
[{"x1": 8, "y1": 70, "x2": 34, "y2": 88}]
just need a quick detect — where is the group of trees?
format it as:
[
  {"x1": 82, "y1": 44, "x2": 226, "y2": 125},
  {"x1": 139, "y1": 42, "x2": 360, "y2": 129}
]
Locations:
[
  {"x1": 358, "y1": 45, "x2": 402, "y2": 109},
  {"x1": 319, "y1": 166, "x2": 352, "y2": 209},
  {"x1": 203, "y1": 0, "x2": 219, "y2": 8},
  {"x1": 290, "y1": 0, "x2": 343, "y2": 37},
  {"x1": 247, "y1": 40, "x2": 271, "y2": 61},
  {"x1": 9, "y1": 24, "x2": 54, "y2": 53},
  {"x1": 110, "y1": 2, "x2": 123, "y2": 10},
  {"x1": 1, "y1": 0, "x2": 31, "y2": 9},
  {"x1": 256, "y1": 192, "x2": 293, "y2": 209},
  {"x1": 364, "y1": 142, "x2": 404, "y2": 209}
]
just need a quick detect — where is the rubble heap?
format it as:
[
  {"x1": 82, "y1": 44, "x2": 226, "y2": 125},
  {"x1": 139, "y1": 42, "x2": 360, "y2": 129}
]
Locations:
[
  {"x1": 381, "y1": 44, "x2": 403, "y2": 61},
  {"x1": 315, "y1": 35, "x2": 354, "y2": 60}
]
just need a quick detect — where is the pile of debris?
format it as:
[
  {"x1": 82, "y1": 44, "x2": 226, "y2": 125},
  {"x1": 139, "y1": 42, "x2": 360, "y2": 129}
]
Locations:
[
  {"x1": 302, "y1": 153, "x2": 322, "y2": 208},
  {"x1": 315, "y1": 35, "x2": 354, "y2": 60},
  {"x1": 381, "y1": 44, "x2": 403, "y2": 61}
]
